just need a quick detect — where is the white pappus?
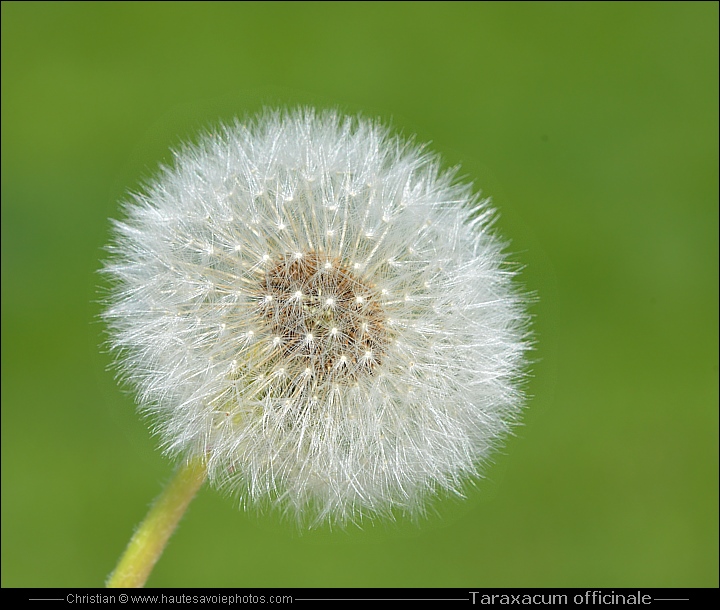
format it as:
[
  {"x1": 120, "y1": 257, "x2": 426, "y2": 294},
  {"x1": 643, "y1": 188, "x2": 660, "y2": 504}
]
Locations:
[{"x1": 103, "y1": 108, "x2": 531, "y2": 527}]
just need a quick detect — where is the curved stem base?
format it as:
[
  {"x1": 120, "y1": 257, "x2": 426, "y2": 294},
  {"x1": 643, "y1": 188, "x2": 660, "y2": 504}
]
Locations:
[{"x1": 107, "y1": 459, "x2": 207, "y2": 588}]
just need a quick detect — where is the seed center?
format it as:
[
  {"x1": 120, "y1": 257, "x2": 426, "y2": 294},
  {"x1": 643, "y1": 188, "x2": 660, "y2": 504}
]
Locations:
[{"x1": 257, "y1": 252, "x2": 388, "y2": 383}]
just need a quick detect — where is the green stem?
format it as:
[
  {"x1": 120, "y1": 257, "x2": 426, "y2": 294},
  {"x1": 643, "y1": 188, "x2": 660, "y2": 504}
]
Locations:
[{"x1": 107, "y1": 459, "x2": 207, "y2": 588}]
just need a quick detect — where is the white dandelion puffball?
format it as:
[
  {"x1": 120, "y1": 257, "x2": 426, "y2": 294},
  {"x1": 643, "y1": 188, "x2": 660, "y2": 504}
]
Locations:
[{"x1": 104, "y1": 109, "x2": 530, "y2": 526}]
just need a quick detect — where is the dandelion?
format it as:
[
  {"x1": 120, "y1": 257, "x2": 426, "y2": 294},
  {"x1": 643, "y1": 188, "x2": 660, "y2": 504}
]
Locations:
[{"x1": 103, "y1": 108, "x2": 530, "y2": 586}]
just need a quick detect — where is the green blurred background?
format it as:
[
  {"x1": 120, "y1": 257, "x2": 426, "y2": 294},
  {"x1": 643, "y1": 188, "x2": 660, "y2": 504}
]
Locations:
[{"x1": 2, "y1": 1, "x2": 717, "y2": 588}]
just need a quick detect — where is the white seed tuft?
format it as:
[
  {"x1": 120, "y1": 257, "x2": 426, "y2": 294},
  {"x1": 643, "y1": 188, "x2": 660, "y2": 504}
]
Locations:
[{"x1": 102, "y1": 108, "x2": 531, "y2": 527}]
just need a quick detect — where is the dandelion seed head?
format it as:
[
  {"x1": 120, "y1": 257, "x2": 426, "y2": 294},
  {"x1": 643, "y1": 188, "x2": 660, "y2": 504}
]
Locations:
[{"x1": 103, "y1": 108, "x2": 531, "y2": 527}]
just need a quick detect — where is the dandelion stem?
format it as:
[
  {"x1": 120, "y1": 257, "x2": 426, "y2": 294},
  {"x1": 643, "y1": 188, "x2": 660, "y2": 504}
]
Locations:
[{"x1": 106, "y1": 459, "x2": 207, "y2": 588}]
